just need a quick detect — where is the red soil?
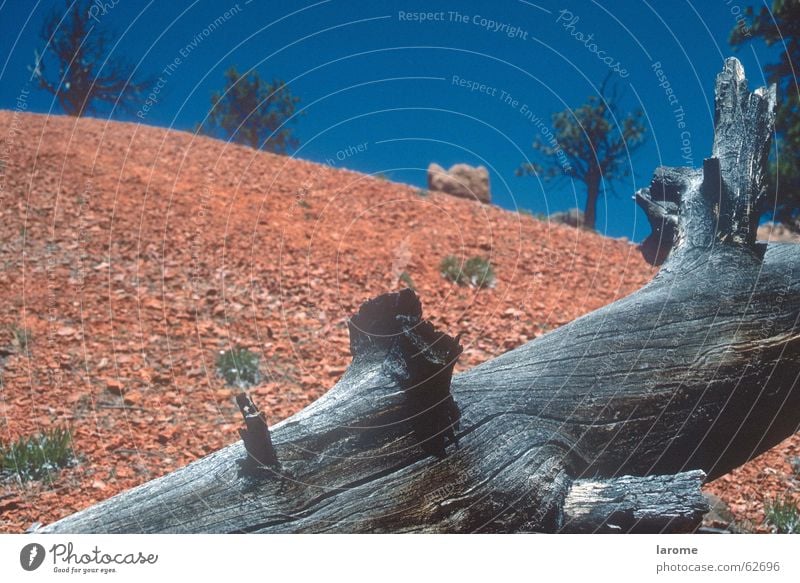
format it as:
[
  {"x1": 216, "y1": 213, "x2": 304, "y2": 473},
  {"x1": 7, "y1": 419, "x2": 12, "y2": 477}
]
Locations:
[{"x1": 0, "y1": 111, "x2": 795, "y2": 532}]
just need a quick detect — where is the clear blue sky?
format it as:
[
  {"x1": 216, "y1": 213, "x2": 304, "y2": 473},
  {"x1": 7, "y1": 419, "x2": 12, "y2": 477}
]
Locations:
[{"x1": 0, "y1": 0, "x2": 780, "y2": 240}]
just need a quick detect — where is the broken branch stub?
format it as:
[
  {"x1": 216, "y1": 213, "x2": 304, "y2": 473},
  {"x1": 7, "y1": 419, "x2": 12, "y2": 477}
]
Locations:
[
  {"x1": 637, "y1": 57, "x2": 776, "y2": 264},
  {"x1": 348, "y1": 288, "x2": 463, "y2": 458},
  {"x1": 236, "y1": 393, "x2": 278, "y2": 467},
  {"x1": 561, "y1": 471, "x2": 709, "y2": 533}
]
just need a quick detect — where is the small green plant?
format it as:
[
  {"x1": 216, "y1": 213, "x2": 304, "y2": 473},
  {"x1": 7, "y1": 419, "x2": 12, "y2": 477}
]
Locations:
[
  {"x1": 296, "y1": 198, "x2": 311, "y2": 209},
  {"x1": 398, "y1": 271, "x2": 416, "y2": 290},
  {"x1": 0, "y1": 427, "x2": 74, "y2": 483},
  {"x1": 763, "y1": 495, "x2": 800, "y2": 534},
  {"x1": 440, "y1": 255, "x2": 496, "y2": 288},
  {"x1": 789, "y1": 456, "x2": 800, "y2": 478},
  {"x1": 11, "y1": 325, "x2": 32, "y2": 351},
  {"x1": 374, "y1": 172, "x2": 391, "y2": 181},
  {"x1": 440, "y1": 255, "x2": 462, "y2": 284},
  {"x1": 415, "y1": 188, "x2": 429, "y2": 197},
  {"x1": 216, "y1": 346, "x2": 261, "y2": 387}
]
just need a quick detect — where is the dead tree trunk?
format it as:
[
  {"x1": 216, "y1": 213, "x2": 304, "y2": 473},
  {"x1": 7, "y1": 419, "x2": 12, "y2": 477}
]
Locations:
[{"x1": 42, "y1": 59, "x2": 798, "y2": 534}]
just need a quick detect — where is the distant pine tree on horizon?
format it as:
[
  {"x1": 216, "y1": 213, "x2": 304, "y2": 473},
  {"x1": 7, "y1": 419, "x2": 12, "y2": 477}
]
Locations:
[{"x1": 198, "y1": 66, "x2": 301, "y2": 154}]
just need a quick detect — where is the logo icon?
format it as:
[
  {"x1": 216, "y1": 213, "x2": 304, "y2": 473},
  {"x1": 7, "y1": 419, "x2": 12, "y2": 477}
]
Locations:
[{"x1": 20, "y1": 543, "x2": 46, "y2": 571}]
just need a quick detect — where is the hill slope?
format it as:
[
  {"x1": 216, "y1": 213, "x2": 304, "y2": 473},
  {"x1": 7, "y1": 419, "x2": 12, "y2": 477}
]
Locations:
[{"x1": 0, "y1": 111, "x2": 793, "y2": 532}]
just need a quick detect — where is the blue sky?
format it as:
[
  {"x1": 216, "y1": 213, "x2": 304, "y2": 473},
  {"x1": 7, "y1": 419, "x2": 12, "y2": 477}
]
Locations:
[{"x1": 0, "y1": 0, "x2": 781, "y2": 240}]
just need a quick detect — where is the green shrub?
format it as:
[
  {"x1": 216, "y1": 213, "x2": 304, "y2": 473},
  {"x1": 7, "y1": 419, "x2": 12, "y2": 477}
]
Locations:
[
  {"x1": 216, "y1": 346, "x2": 261, "y2": 387},
  {"x1": 11, "y1": 325, "x2": 32, "y2": 351},
  {"x1": 440, "y1": 255, "x2": 462, "y2": 283},
  {"x1": 440, "y1": 255, "x2": 496, "y2": 289},
  {"x1": 0, "y1": 427, "x2": 74, "y2": 483},
  {"x1": 399, "y1": 271, "x2": 416, "y2": 290},
  {"x1": 415, "y1": 188, "x2": 429, "y2": 197},
  {"x1": 763, "y1": 495, "x2": 800, "y2": 534},
  {"x1": 790, "y1": 456, "x2": 800, "y2": 477}
]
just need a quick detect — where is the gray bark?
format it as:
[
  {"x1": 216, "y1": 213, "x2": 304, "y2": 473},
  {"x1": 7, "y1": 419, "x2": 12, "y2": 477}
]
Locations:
[
  {"x1": 562, "y1": 471, "x2": 708, "y2": 533},
  {"x1": 41, "y1": 58, "x2": 798, "y2": 534}
]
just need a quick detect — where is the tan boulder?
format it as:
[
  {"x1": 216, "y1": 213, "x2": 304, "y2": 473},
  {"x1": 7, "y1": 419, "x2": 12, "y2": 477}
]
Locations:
[
  {"x1": 757, "y1": 221, "x2": 800, "y2": 243},
  {"x1": 427, "y1": 163, "x2": 491, "y2": 204}
]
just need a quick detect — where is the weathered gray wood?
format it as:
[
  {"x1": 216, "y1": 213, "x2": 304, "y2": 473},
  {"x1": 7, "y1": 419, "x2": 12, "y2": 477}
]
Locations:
[
  {"x1": 561, "y1": 471, "x2": 708, "y2": 533},
  {"x1": 41, "y1": 58, "x2": 799, "y2": 534},
  {"x1": 638, "y1": 57, "x2": 776, "y2": 264}
]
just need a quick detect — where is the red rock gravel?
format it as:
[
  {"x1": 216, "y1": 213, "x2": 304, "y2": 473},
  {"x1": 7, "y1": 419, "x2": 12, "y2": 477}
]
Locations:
[{"x1": 0, "y1": 111, "x2": 795, "y2": 532}]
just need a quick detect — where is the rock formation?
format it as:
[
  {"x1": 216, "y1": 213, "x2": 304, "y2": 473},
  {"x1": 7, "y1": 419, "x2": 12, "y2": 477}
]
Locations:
[{"x1": 427, "y1": 162, "x2": 491, "y2": 204}]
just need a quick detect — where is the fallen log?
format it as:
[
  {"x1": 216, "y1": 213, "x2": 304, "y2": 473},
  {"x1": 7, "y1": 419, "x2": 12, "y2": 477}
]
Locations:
[{"x1": 42, "y1": 58, "x2": 798, "y2": 533}]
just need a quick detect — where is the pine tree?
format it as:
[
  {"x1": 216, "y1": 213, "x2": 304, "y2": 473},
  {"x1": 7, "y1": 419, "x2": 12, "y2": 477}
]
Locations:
[
  {"x1": 31, "y1": 0, "x2": 153, "y2": 116},
  {"x1": 200, "y1": 67, "x2": 301, "y2": 153},
  {"x1": 519, "y1": 81, "x2": 646, "y2": 231}
]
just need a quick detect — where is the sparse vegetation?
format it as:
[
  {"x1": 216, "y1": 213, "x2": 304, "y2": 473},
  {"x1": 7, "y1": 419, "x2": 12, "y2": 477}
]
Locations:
[
  {"x1": 789, "y1": 456, "x2": 800, "y2": 477},
  {"x1": 440, "y1": 255, "x2": 496, "y2": 288},
  {"x1": 440, "y1": 255, "x2": 462, "y2": 284},
  {"x1": 216, "y1": 346, "x2": 261, "y2": 387},
  {"x1": 399, "y1": 271, "x2": 415, "y2": 290},
  {"x1": 415, "y1": 188, "x2": 429, "y2": 197},
  {"x1": 10, "y1": 325, "x2": 32, "y2": 351},
  {"x1": 0, "y1": 427, "x2": 74, "y2": 483},
  {"x1": 763, "y1": 495, "x2": 800, "y2": 534}
]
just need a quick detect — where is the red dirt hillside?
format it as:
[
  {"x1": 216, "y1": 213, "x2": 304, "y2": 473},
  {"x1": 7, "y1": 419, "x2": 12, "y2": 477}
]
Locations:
[{"x1": 0, "y1": 111, "x2": 795, "y2": 532}]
